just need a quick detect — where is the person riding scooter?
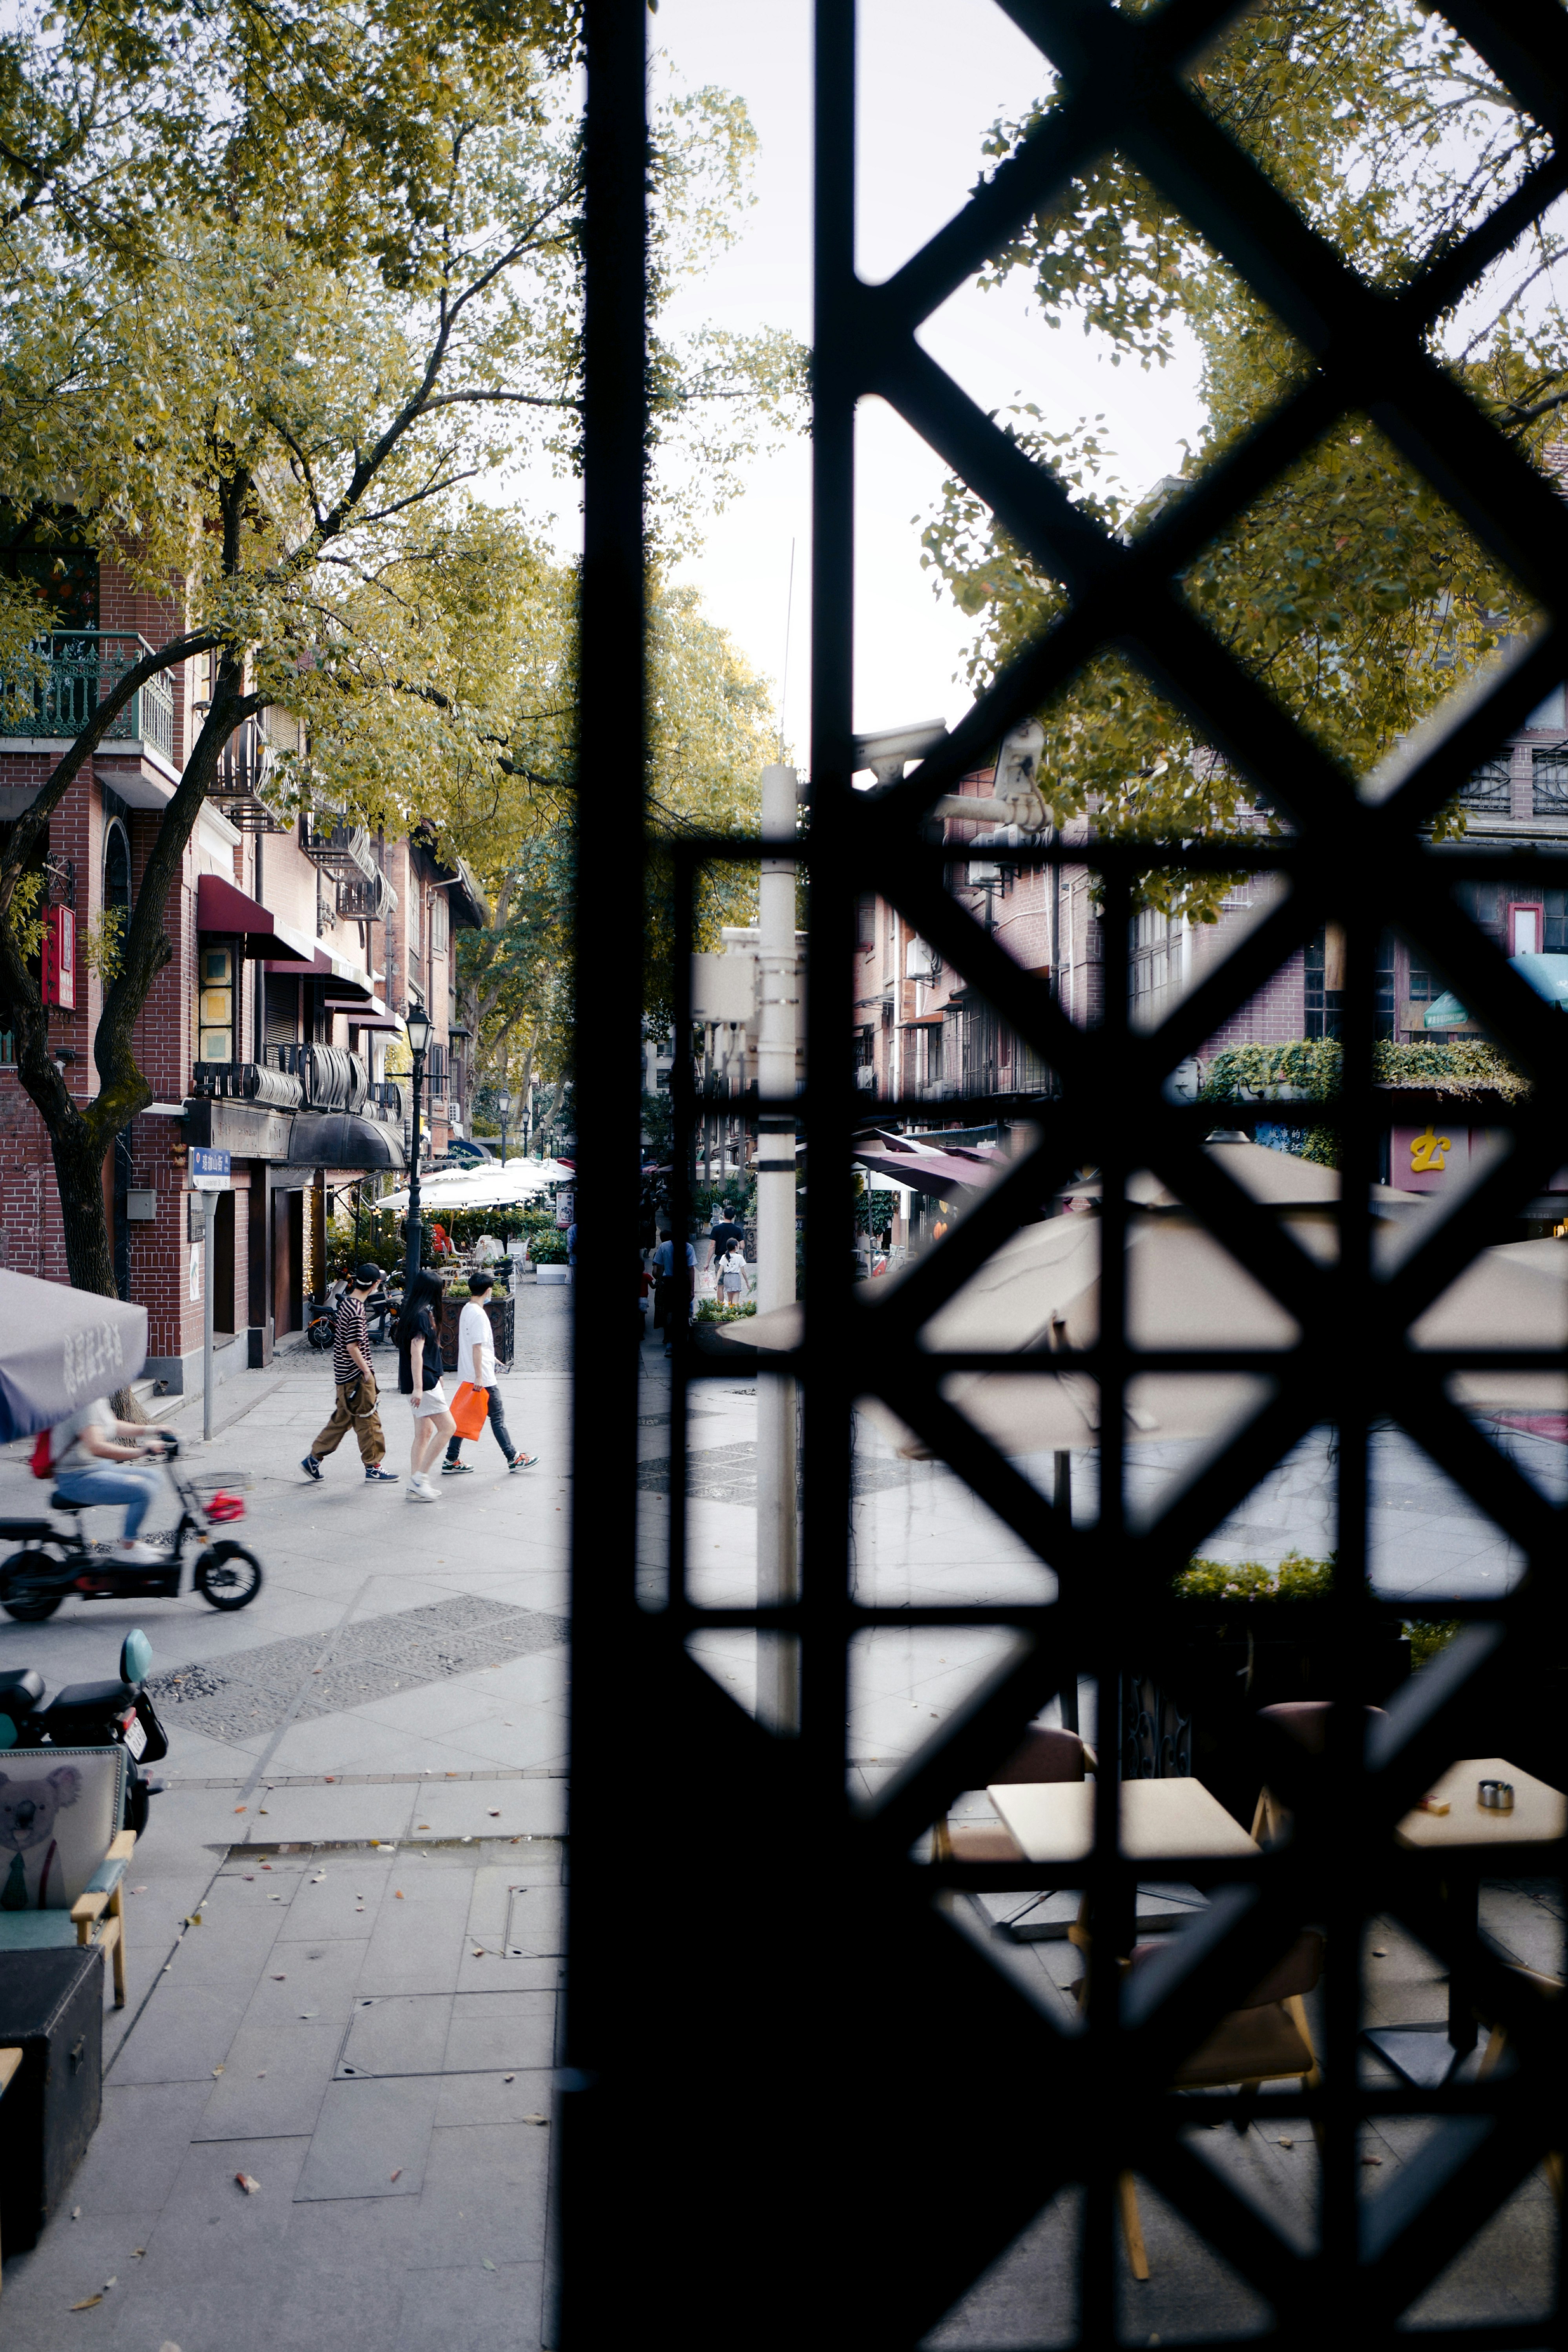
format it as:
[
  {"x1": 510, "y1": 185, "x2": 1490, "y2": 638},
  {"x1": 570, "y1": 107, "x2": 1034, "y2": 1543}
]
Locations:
[{"x1": 46, "y1": 1400, "x2": 172, "y2": 1565}]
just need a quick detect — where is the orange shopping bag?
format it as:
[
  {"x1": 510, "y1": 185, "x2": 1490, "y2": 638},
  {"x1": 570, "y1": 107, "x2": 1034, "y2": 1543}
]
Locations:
[{"x1": 450, "y1": 1381, "x2": 489, "y2": 1441}]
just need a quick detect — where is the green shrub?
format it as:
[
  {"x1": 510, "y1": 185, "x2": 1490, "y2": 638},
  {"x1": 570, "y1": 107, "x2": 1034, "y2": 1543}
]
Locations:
[
  {"x1": 1406, "y1": 1618, "x2": 1461, "y2": 1669},
  {"x1": 695, "y1": 1296, "x2": 756, "y2": 1325},
  {"x1": 1175, "y1": 1552, "x2": 1335, "y2": 1603},
  {"x1": 528, "y1": 1227, "x2": 569, "y2": 1265}
]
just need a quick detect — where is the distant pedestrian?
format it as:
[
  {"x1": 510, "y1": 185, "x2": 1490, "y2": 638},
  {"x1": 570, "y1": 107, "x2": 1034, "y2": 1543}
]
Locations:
[
  {"x1": 566, "y1": 1219, "x2": 578, "y2": 1268},
  {"x1": 394, "y1": 1269, "x2": 455, "y2": 1503},
  {"x1": 652, "y1": 1226, "x2": 696, "y2": 1358},
  {"x1": 709, "y1": 1206, "x2": 745, "y2": 1259},
  {"x1": 442, "y1": 1272, "x2": 537, "y2": 1477},
  {"x1": 715, "y1": 1240, "x2": 748, "y2": 1307},
  {"x1": 301, "y1": 1263, "x2": 398, "y2": 1486}
]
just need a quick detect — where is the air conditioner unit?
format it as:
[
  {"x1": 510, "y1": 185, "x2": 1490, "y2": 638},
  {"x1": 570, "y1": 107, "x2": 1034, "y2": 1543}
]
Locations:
[
  {"x1": 967, "y1": 861, "x2": 1002, "y2": 885},
  {"x1": 854, "y1": 1065, "x2": 876, "y2": 1092},
  {"x1": 905, "y1": 939, "x2": 940, "y2": 982}
]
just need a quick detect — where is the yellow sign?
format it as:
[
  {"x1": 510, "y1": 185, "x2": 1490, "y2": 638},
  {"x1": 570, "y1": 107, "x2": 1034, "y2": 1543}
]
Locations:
[{"x1": 1409, "y1": 1126, "x2": 1451, "y2": 1173}]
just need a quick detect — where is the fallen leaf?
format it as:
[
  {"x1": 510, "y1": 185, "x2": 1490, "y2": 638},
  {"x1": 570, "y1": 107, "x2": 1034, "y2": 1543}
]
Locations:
[
  {"x1": 395, "y1": 1891, "x2": 404, "y2": 1899},
  {"x1": 389, "y1": 2168, "x2": 402, "y2": 2182},
  {"x1": 69, "y1": 2295, "x2": 103, "y2": 2310},
  {"x1": 299, "y1": 2011, "x2": 318, "y2": 2019},
  {"x1": 522, "y1": 2113, "x2": 548, "y2": 2126},
  {"x1": 257, "y1": 1809, "x2": 268, "y2": 1816},
  {"x1": 1276, "y1": 2137, "x2": 1294, "y2": 2149},
  {"x1": 1361, "y1": 2154, "x2": 1383, "y2": 2166},
  {"x1": 488, "y1": 1809, "x2": 501, "y2": 1817},
  {"x1": 1371, "y1": 1947, "x2": 1387, "y2": 1958},
  {"x1": 184, "y1": 1913, "x2": 202, "y2": 1927},
  {"x1": 257, "y1": 2071, "x2": 267, "y2": 2078},
  {"x1": 212, "y1": 2067, "x2": 224, "y2": 2078},
  {"x1": 272, "y1": 1974, "x2": 286, "y2": 1982},
  {"x1": 236, "y1": 2173, "x2": 261, "y2": 2194},
  {"x1": 131, "y1": 1885, "x2": 146, "y2": 1894},
  {"x1": 131, "y1": 2249, "x2": 146, "y2": 2260},
  {"x1": 473, "y1": 1948, "x2": 484, "y2": 1958},
  {"x1": 72, "y1": 2206, "x2": 81, "y2": 2220},
  {"x1": 324, "y1": 1776, "x2": 334, "y2": 1783},
  {"x1": 234, "y1": 1806, "x2": 246, "y2": 1814},
  {"x1": 482, "y1": 2258, "x2": 496, "y2": 2271},
  {"x1": 417, "y1": 1823, "x2": 430, "y2": 1830},
  {"x1": 504, "y1": 2075, "x2": 515, "y2": 2084},
  {"x1": 103, "y1": 2277, "x2": 117, "y2": 2290}
]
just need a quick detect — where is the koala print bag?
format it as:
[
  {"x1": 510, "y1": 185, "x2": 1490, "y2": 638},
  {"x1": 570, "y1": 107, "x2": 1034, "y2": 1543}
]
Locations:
[{"x1": 0, "y1": 1751, "x2": 125, "y2": 1912}]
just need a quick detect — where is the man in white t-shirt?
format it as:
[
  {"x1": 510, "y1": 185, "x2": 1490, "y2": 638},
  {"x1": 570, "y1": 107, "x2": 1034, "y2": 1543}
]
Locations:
[
  {"x1": 441, "y1": 1272, "x2": 537, "y2": 1476},
  {"x1": 49, "y1": 1398, "x2": 172, "y2": 1562}
]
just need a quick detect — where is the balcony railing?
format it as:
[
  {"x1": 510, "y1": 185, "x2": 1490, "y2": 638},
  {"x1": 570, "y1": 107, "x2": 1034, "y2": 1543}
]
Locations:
[
  {"x1": 0, "y1": 631, "x2": 175, "y2": 763},
  {"x1": 192, "y1": 1055, "x2": 404, "y2": 1123}
]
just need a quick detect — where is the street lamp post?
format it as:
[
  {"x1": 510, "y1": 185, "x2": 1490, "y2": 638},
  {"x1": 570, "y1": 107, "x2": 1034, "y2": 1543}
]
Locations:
[
  {"x1": 404, "y1": 1000, "x2": 432, "y2": 1287},
  {"x1": 497, "y1": 1089, "x2": 511, "y2": 1166}
]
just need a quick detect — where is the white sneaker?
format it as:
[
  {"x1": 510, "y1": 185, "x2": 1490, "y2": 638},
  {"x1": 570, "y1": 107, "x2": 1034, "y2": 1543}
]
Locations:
[
  {"x1": 406, "y1": 1476, "x2": 438, "y2": 1503},
  {"x1": 113, "y1": 1541, "x2": 160, "y2": 1564}
]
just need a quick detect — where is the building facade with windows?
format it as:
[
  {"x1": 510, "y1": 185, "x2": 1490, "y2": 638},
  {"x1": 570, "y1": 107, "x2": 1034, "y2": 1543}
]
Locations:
[{"x1": 0, "y1": 548, "x2": 482, "y2": 1397}]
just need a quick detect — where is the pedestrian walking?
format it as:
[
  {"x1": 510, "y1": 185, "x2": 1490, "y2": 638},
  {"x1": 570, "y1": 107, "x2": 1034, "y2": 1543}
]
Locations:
[
  {"x1": 442, "y1": 1271, "x2": 537, "y2": 1476},
  {"x1": 301, "y1": 1263, "x2": 399, "y2": 1485},
  {"x1": 715, "y1": 1239, "x2": 748, "y2": 1307},
  {"x1": 652, "y1": 1226, "x2": 696, "y2": 1358},
  {"x1": 395, "y1": 1269, "x2": 456, "y2": 1502}
]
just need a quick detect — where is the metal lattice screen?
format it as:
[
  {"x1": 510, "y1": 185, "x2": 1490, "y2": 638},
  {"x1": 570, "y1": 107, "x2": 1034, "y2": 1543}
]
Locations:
[{"x1": 564, "y1": 1, "x2": 1568, "y2": 2343}]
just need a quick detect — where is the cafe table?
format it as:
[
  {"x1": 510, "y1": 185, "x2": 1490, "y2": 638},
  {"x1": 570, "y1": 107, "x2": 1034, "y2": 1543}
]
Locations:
[
  {"x1": 988, "y1": 1775, "x2": 1260, "y2": 1866},
  {"x1": 1367, "y1": 1755, "x2": 1567, "y2": 2087}
]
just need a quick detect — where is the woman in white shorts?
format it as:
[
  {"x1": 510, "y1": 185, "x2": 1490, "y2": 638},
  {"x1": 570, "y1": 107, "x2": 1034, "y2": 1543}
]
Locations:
[{"x1": 394, "y1": 1269, "x2": 456, "y2": 1501}]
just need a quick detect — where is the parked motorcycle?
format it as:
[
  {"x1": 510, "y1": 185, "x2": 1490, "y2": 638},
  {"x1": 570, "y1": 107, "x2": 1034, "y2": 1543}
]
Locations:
[
  {"x1": 0, "y1": 1438, "x2": 262, "y2": 1623},
  {"x1": 0, "y1": 1629, "x2": 169, "y2": 1835}
]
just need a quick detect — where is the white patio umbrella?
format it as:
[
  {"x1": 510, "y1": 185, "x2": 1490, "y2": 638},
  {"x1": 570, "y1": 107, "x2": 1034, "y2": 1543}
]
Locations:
[
  {"x1": 380, "y1": 1157, "x2": 574, "y2": 1215},
  {"x1": 719, "y1": 1140, "x2": 1568, "y2": 1454}
]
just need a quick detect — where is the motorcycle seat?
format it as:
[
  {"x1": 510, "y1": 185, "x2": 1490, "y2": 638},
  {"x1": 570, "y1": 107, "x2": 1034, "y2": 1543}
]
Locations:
[
  {"x1": 50, "y1": 1490, "x2": 89, "y2": 1512},
  {"x1": 39, "y1": 1677, "x2": 132, "y2": 1716},
  {"x1": 0, "y1": 1518, "x2": 56, "y2": 1541},
  {"x1": 0, "y1": 1667, "x2": 45, "y2": 1719}
]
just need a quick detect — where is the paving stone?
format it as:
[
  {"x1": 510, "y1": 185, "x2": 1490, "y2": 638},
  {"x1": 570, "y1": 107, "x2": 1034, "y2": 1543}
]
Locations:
[
  {"x1": 293, "y1": 2076, "x2": 441, "y2": 2200},
  {"x1": 107, "y1": 1977, "x2": 255, "y2": 2086},
  {"x1": 394, "y1": 2257, "x2": 544, "y2": 2352},
  {"x1": 338, "y1": 1992, "x2": 454, "y2": 2078}
]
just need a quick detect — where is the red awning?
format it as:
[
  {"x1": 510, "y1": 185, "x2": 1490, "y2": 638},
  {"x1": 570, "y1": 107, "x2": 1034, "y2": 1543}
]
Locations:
[{"x1": 197, "y1": 875, "x2": 319, "y2": 966}]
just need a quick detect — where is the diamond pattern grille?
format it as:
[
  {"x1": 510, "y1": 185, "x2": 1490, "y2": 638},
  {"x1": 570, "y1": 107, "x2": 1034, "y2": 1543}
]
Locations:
[{"x1": 565, "y1": 3, "x2": 1568, "y2": 2344}]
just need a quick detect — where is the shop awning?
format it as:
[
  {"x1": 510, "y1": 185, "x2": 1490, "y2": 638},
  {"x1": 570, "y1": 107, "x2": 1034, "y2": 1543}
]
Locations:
[
  {"x1": 263, "y1": 937, "x2": 377, "y2": 990},
  {"x1": 327, "y1": 993, "x2": 398, "y2": 1028},
  {"x1": 196, "y1": 874, "x2": 317, "y2": 965},
  {"x1": 288, "y1": 1112, "x2": 407, "y2": 1171}
]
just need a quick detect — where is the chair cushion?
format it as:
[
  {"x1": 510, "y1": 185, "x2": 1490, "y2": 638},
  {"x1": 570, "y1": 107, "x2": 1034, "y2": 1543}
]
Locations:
[
  {"x1": 0, "y1": 1912, "x2": 79, "y2": 1950},
  {"x1": 998, "y1": 1728, "x2": 1090, "y2": 1784},
  {"x1": 1128, "y1": 1929, "x2": 1324, "y2": 2009},
  {"x1": 1171, "y1": 2000, "x2": 1314, "y2": 2089},
  {"x1": 948, "y1": 1822, "x2": 1026, "y2": 1863},
  {"x1": 0, "y1": 1748, "x2": 126, "y2": 1910}
]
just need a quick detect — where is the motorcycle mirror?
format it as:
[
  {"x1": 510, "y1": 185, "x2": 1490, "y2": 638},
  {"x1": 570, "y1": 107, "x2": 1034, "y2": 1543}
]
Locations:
[{"x1": 120, "y1": 1628, "x2": 152, "y2": 1688}]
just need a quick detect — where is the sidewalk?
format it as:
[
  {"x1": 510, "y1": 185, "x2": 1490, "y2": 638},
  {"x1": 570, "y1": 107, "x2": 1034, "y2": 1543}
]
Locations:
[{"x1": 0, "y1": 1297, "x2": 574, "y2": 2348}]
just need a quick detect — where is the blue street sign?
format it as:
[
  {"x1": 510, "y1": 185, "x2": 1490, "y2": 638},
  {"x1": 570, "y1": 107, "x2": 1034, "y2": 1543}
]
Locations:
[{"x1": 191, "y1": 1146, "x2": 231, "y2": 1192}]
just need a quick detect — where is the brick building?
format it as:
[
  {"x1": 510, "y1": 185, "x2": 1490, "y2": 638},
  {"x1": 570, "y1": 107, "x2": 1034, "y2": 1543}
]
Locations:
[{"x1": 1, "y1": 553, "x2": 485, "y2": 1400}]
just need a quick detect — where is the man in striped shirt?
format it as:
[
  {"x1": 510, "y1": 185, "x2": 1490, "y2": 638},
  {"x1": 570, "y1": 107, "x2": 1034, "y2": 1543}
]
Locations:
[{"x1": 300, "y1": 1264, "x2": 399, "y2": 1484}]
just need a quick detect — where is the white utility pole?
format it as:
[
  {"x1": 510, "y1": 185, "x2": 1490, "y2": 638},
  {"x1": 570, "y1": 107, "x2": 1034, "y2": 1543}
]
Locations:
[
  {"x1": 202, "y1": 1191, "x2": 216, "y2": 1443},
  {"x1": 756, "y1": 761, "x2": 800, "y2": 1733}
]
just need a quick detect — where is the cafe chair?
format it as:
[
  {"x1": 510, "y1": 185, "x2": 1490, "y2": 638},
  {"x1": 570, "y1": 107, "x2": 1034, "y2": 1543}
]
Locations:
[
  {"x1": 1476, "y1": 1963, "x2": 1563, "y2": 2205},
  {"x1": 933, "y1": 1726, "x2": 1097, "y2": 1863},
  {"x1": 0, "y1": 1748, "x2": 136, "y2": 2007},
  {"x1": 1071, "y1": 1924, "x2": 1325, "y2": 2281},
  {"x1": 1250, "y1": 1701, "x2": 1385, "y2": 1847}
]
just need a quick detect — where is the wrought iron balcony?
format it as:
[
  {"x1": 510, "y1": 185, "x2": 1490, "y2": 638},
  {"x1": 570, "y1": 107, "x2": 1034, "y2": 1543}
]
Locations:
[
  {"x1": 206, "y1": 714, "x2": 287, "y2": 833},
  {"x1": 0, "y1": 631, "x2": 175, "y2": 762}
]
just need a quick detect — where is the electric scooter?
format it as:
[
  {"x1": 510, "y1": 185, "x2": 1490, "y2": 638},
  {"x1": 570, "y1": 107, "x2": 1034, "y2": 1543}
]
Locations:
[
  {"x1": 0, "y1": 1438, "x2": 262, "y2": 1622},
  {"x1": 0, "y1": 1629, "x2": 169, "y2": 1835}
]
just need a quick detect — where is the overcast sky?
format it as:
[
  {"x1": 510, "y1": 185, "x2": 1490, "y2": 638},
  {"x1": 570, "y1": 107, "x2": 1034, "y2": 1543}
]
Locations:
[{"x1": 647, "y1": 0, "x2": 1208, "y2": 761}]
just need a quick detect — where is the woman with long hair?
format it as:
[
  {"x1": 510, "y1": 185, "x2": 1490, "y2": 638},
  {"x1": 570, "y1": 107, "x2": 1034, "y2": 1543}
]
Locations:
[{"x1": 394, "y1": 1269, "x2": 455, "y2": 1502}]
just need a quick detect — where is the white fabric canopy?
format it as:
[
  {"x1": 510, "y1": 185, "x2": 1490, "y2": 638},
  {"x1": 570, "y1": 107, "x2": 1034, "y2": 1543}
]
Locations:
[{"x1": 380, "y1": 1157, "x2": 575, "y2": 1215}]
